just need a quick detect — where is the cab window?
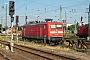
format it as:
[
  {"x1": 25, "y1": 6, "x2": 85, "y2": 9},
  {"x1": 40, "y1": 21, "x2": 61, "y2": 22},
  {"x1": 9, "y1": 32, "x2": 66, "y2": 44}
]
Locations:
[
  {"x1": 56, "y1": 24, "x2": 62, "y2": 28},
  {"x1": 50, "y1": 25, "x2": 56, "y2": 28},
  {"x1": 50, "y1": 24, "x2": 62, "y2": 29}
]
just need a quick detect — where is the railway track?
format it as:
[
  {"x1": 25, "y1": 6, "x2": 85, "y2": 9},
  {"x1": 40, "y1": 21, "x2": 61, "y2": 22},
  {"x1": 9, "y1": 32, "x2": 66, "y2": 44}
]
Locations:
[
  {"x1": 64, "y1": 38, "x2": 90, "y2": 49},
  {"x1": 0, "y1": 40, "x2": 79, "y2": 60},
  {"x1": 0, "y1": 52, "x2": 10, "y2": 60}
]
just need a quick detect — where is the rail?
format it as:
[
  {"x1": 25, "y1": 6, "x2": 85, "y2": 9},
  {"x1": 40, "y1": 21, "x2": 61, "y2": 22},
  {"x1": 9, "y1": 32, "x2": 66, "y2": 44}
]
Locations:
[{"x1": 0, "y1": 40, "x2": 80, "y2": 60}]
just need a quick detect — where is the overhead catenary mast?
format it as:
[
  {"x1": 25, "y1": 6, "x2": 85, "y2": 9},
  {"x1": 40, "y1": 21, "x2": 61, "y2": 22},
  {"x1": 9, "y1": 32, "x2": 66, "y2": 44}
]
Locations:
[
  {"x1": 88, "y1": 4, "x2": 90, "y2": 41},
  {"x1": 60, "y1": 5, "x2": 62, "y2": 22},
  {"x1": 25, "y1": 7, "x2": 27, "y2": 24}
]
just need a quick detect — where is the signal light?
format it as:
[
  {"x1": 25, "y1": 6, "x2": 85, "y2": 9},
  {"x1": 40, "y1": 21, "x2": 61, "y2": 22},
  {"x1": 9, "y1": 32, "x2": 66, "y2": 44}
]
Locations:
[
  {"x1": 77, "y1": 22, "x2": 79, "y2": 25},
  {"x1": 11, "y1": 16, "x2": 14, "y2": 22},
  {"x1": 16, "y1": 16, "x2": 19, "y2": 23},
  {"x1": 26, "y1": 16, "x2": 27, "y2": 19},
  {"x1": 25, "y1": 16, "x2": 27, "y2": 24},
  {"x1": 81, "y1": 16, "x2": 83, "y2": 21},
  {"x1": 16, "y1": 16, "x2": 19, "y2": 25},
  {"x1": 9, "y1": 1, "x2": 15, "y2": 15}
]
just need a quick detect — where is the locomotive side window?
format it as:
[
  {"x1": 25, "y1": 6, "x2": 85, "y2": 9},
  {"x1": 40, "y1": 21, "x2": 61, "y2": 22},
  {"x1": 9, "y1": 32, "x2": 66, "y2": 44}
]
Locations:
[{"x1": 44, "y1": 24, "x2": 46, "y2": 29}]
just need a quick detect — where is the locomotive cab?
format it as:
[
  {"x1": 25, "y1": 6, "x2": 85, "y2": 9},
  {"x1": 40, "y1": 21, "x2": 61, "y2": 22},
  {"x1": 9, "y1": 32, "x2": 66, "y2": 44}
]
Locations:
[
  {"x1": 49, "y1": 24, "x2": 64, "y2": 44},
  {"x1": 43, "y1": 21, "x2": 64, "y2": 45}
]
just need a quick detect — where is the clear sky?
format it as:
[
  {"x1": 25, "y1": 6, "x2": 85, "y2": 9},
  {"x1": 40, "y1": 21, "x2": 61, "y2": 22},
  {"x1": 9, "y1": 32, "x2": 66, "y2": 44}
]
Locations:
[{"x1": 0, "y1": 0, "x2": 90, "y2": 27}]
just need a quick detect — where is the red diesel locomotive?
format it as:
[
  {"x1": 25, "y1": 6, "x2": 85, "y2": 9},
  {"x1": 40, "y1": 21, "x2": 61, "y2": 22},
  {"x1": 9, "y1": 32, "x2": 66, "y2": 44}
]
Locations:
[
  {"x1": 22, "y1": 19, "x2": 64, "y2": 45},
  {"x1": 76, "y1": 24, "x2": 88, "y2": 38}
]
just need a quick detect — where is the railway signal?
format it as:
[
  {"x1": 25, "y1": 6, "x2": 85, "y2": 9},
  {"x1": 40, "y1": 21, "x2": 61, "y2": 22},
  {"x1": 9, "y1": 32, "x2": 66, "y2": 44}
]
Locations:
[
  {"x1": 9, "y1": 1, "x2": 15, "y2": 15},
  {"x1": 16, "y1": 15, "x2": 19, "y2": 43},
  {"x1": 9, "y1": 1, "x2": 15, "y2": 52},
  {"x1": 16, "y1": 15, "x2": 19, "y2": 25},
  {"x1": 81, "y1": 16, "x2": 83, "y2": 21},
  {"x1": 11, "y1": 16, "x2": 14, "y2": 22},
  {"x1": 25, "y1": 16, "x2": 27, "y2": 24},
  {"x1": 26, "y1": 16, "x2": 27, "y2": 19}
]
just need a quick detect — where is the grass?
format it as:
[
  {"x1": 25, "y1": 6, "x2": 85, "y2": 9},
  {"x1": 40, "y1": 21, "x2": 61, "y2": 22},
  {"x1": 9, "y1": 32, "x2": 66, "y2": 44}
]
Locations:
[{"x1": 0, "y1": 35, "x2": 89, "y2": 54}]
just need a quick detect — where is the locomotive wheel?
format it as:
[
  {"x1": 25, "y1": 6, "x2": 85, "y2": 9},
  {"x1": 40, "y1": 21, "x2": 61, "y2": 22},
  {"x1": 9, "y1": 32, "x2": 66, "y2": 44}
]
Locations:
[
  {"x1": 22, "y1": 37, "x2": 25, "y2": 41},
  {"x1": 50, "y1": 42, "x2": 55, "y2": 46},
  {"x1": 49, "y1": 40, "x2": 56, "y2": 45}
]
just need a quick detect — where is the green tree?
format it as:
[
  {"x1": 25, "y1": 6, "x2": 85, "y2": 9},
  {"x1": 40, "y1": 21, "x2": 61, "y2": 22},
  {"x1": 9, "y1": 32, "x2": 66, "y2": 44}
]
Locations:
[
  {"x1": 18, "y1": 26, "x2": 22, "y2": 31},
  {"x1": 0, "y1": 24, "x2": 2, "y2": 28},
  {"x1": 13, "y1": 25, "x2": 22, "y2": 31},
  {"x1": 67, "y1": 24, "x2": 76, "y2": 33},
  {"x1": 68, "y1": 26, "x2": 72, "y2": 30}
]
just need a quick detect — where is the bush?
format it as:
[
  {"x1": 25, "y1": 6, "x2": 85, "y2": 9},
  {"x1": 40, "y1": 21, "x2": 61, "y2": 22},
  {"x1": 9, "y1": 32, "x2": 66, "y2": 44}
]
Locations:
[{"x1": 71, "y1": 31, "x2": 74, "y2": 34}]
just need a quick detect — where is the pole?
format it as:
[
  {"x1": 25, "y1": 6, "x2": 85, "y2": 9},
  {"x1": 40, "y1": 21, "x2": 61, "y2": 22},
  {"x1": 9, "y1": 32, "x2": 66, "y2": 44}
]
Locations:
[
  {"x1": 25, "y1": 13, "x2": 26, "y2": 24},
  {"x1": 0, "y1": 17, "x2": 3, "y2": 33},
  {"x1": 1, "y1": 6, "x2": 4, "y2": 33},
  {"x1": 65, "y1": 11, "x2": 67, "y2": 30},
  {"x1": 6, "y1": 3, "x2": 7, "y2": 29},
  {"x1": 65, "y1": 11, "x2": 67, "y2": 37},
  {"x1": 16, "y1": 20, "x2": 18, "y2": 43},
  {"x1": 25, "y1": 7, "x2": 27, "y2": 24},
  {"x1": 9, "y1": 0, "x2": 15, "y2": 52},
  {"x1": 44, "y1": 35, "x2": 46, "y2": 46},
  {"x1": 74, "y1": 19, "x2": 77, "y2": 33},
  {"x1": 16, "y1": 26, "x2": 18, "y2": 43},
  {"x1": 10, "y1": 16, "x2": 14, "y2": 52},
  {"x1": 5, "y1": 3, "x2": 8, "y2": 40},
  {"x1": 60, "y1": 5, "x2": 62, "y2": 22},
  {"x1": 88, "y1": 4, "x2": 90, "y2": 41}
]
